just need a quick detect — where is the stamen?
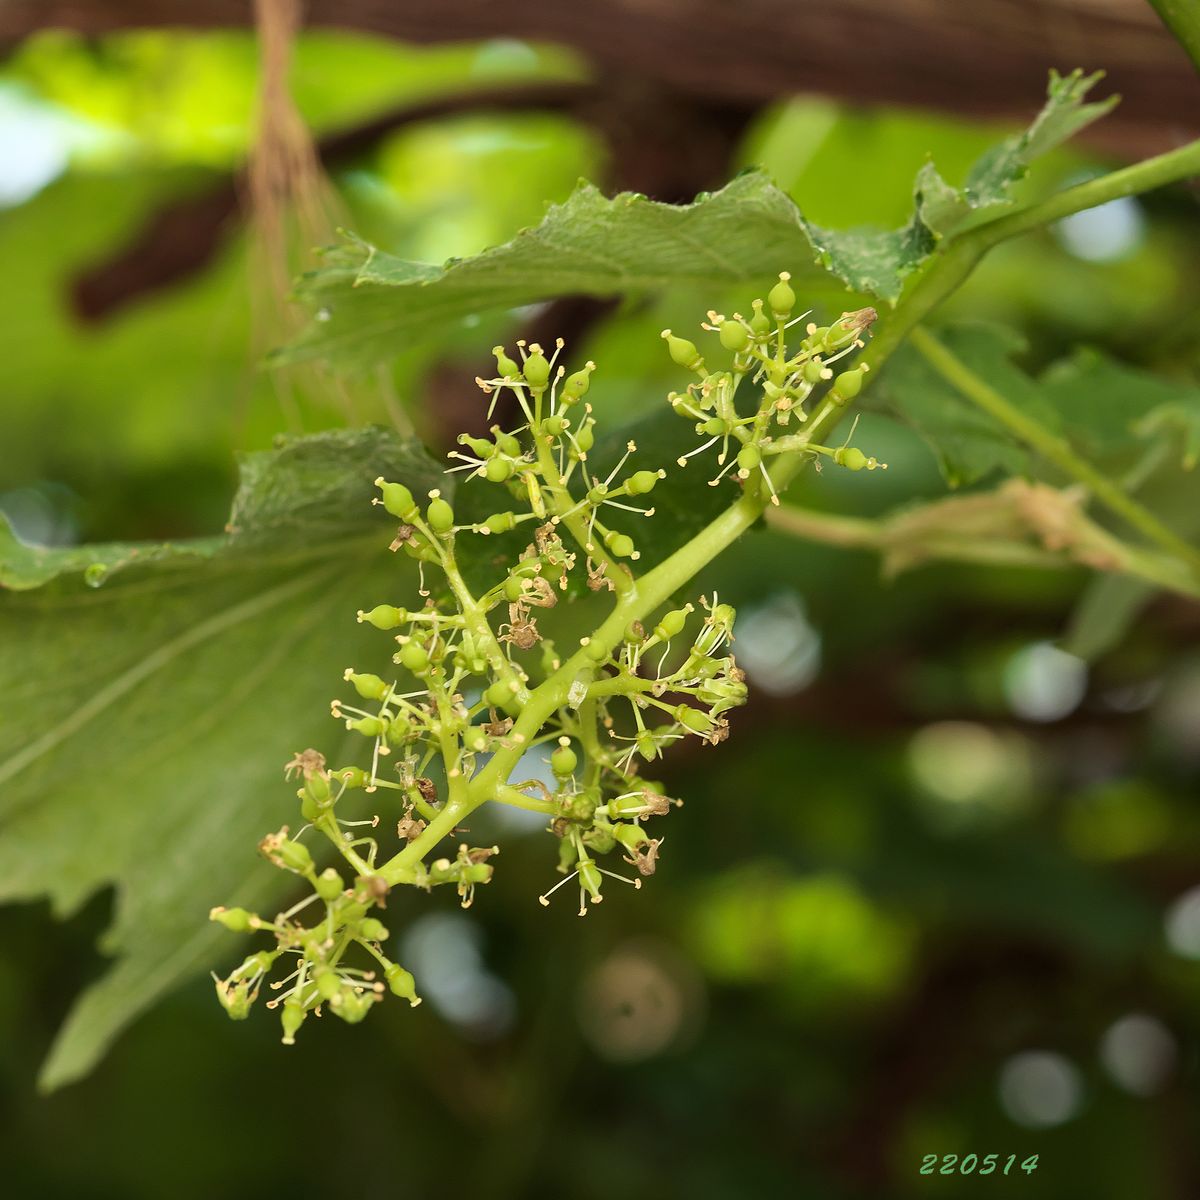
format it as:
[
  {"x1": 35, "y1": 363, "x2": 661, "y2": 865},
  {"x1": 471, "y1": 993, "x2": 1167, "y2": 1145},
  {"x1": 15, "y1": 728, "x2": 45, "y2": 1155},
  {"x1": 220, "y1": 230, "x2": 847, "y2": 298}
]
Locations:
[
  {"x1": 604, "y1": 440, "x2": 637, "y2": 487},
  {"x1": 597, "y1": 866, "x2": 642, "y2": 889},
  {"x1": 708, "y1": 458, "x2": 739, "y2": 487},
  {"x1": 538, "y1": 869, "x2": 579, "y2": 906},
  {"x1": 758, "y1": 460, "x2": 780, "y2": 506},
  {"x1": 279, "y1": 892, "x2": 321, "y2": 921},
  {"x1": 677, "y1": 436, "x2": 718, "y2": 467}
]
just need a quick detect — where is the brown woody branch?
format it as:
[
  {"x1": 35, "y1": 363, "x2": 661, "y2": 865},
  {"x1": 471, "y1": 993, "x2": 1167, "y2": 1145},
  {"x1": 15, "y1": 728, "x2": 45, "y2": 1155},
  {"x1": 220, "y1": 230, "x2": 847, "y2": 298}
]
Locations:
[{"x1": 5, "y1": 0, "x2": 1199, "y2": 149}]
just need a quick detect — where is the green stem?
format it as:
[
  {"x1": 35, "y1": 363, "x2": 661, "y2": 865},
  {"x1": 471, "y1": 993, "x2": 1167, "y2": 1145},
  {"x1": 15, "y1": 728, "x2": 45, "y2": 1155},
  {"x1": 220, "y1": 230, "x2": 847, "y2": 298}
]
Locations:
[
  {"x1": 909, "y1": 326, "x2": 1200, "y2": 573},
  {"x1": 441, "y1": 544, "x2": 529, "y2": 703},
  {"x1": 494, "y1": 784, "x2": 558, "y2": 815},
  {"x1": 375, "y1": 133, "x2": 1200, "y2": 882},
  {"x1": 1146, "y1": 0, "x2": 1200, "y2": 74},
  {"x1": 765, "y1": 501, "x2": 1200, "y2": 600},
  {"x1": 853, "y1": 135, "x2": 1200, "y2": 385},
  {"x1": 532, "y1": 428, "x2": 629, "y2": 596}
]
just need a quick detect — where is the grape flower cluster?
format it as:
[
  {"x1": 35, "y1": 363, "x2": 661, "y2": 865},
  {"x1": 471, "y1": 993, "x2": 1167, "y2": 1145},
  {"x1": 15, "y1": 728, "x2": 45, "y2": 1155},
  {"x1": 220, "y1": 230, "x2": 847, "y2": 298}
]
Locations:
[{"x1": 211, "y1": 274, "x2": 879, "y2": 1043}]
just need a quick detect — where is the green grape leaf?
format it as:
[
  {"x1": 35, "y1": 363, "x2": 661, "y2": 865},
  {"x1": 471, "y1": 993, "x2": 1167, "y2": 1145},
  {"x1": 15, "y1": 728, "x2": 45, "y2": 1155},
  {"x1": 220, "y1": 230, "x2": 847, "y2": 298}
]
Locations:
[
  {"x1": 279, "y1": 73, "x2": 1114, "y2": 370},
  {"x1": 0, "y1": 428, "x2": 442, "y2": 1090},
  {"x1": 796, "y1": 217, "x2": 934, "y2": 307},
  {"x1": 1039, "y1": 349, "x2": 1200, "y2": 470},
  {"x1": 878, "y1": 324, "x2": 1200, "y2": 488},
  {"x1": 276, "y1": 173, "x2": 849, "y2": 368},
  {"x1": 874, "y1": 324, "x2": 1051, "y2": 486},
  {"x1": 835, "y1": 69, "x2": 1113, "y2": 296},
  {"x1": 915, "y1": 69, "x2": 1118, "y2": 239}
]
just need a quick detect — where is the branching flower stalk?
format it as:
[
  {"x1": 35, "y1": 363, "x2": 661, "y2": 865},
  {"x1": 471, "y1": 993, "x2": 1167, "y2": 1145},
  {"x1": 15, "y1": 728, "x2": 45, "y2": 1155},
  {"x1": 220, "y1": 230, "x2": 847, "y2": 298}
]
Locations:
[{"x1": 211, "y1": 276, "x2": 883, "y2": 1043}]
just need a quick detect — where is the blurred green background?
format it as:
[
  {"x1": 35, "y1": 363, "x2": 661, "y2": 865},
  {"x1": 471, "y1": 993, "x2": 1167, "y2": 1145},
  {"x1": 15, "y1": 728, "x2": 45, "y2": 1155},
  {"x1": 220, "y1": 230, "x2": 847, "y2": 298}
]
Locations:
[{"x1": 2, "y1": 22, "x2": 1200, "y2": 1200}]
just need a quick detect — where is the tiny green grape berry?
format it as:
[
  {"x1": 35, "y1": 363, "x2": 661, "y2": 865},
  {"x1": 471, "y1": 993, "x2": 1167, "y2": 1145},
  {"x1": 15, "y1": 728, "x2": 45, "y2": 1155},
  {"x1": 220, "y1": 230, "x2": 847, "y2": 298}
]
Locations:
[
  {"x1": 344, "y1": 670, "x2": 389, "y2": 701},
  {"x1": 484, "y1": 680, "x2": 514, "y2": 710},
  {"x1": 574, "y1": 422, "x2": 595, "y2": 453},
  {"x1": 458, "y1": 433, "x2": 495, "y2": 459},
  {"x1": 347, "y1": 715, "x2": 387, "y2": 737},
  {"x1": 522, "y1": 346, "x2": 550, "y2": 388},
  {"x1": 749, "y1": 299, "x2": 771, "y2": 335},
  {"x1": 831, "y1": 365, "x2": 867, "y2": 404},
  {"x1": 426, "y1": 495, "x2": 454, "y2": 533},
  {"x1": 613, "y1": 823, "x2": 651, "y2": 856},
  {"x1": 358, "y1": 917, "x2": 389, "y2": 942},
  {"x1": 374, "y1": 478, "x2": 418, "y2": 521},
  {"x1": 210, "y1": 906, "x2": 254, "y2": 933},
  {"x1": 399, "y1": 642, "x2": 429, "y2": 673},
  {"x1": 315, "y1": 868, "x2": 343, "y2": 902},
  {"x1": 653, "y1": 607, "x2": 690, "y2": 641},
  {"x1": 578, "y1": 857, "x2": 603, "y2": 904},
  {"x1": 702, "y1": 417, "x2": 730, "y2": 436},
  {"x1": 675, "y1": 705, "x2": 714, "y2": 735},
  {"x1": 385, "y1": 963, "x2": 421, "y2": 1005},
  {"x1": 584, "y1": 637, "x2": 611, "y2": 663},
  {"x1": 561, "y1": 363, "x2": 594, "y2": 403},
  {"x1": 280, "y1": 996, "x2": 306, "y2": 1044},
  {"x1": 313, "y1": 966, "x2": 341, "y2": 1002},
  {"x1": 357, "y1": 604, "x2": 406, "y2": 630},
  {"x1": 661, "y1": 330, "x2": 704, "y2": 372},
  {"x1": 551, "y1": 737, "x2": 578, "y2": 779},
  {"x1": 625, "y1": 469, "x2": 662, "y2": 495},
  {"x1": 493, "y1": 346, "x2": 520, "y2": 378},
  {"x1": 277, "y1": 838, "x2": 313, "y2": 873},
  {"x1": 605, "y1": 531, "x2": 635, "y2": 559},
  {"x1": 484, "y1": 511, "x2": 516, "y2": 534},
  {"x1": 503, "y1": 575, "x2": 524, "y2": 602},
  {"x1": 768, "y1": 272, "x2": 795, "y2": 318},
  {"x1": 719, "y1": 319, "x2": 749, "y2": 351},
  {"x1": 491, "y1": 426, "x2": 522, "y2": 457},
  {"x1": 543, "y1": 414, "x2": 569, "y2": 436},
  {"x1": 485, "y1": 456, "x2": 514, "y2": 483},
  {"x1": 837, "y1": 447, "x2": 868, "y2": 471},
  {"x1": 332, "y1": 765, "x2": 367, "y2": 788},
  {"x1": 737, "y1": 445, "x2": 761, "y2": 475},
  {"x1": 304, "y1": 771, "x2": 332, "y2": 805},
  {"x1": 802, "y1": 359, "x2": 826, "y2": 384},
  {"x1": 300, "y1": 790, "x2": 322, "y2": 823}
]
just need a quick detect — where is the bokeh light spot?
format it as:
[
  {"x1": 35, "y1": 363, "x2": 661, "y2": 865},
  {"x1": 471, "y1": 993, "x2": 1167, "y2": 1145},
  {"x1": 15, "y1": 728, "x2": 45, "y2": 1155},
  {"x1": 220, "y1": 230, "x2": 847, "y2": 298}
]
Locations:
[
  {"x1": 1164, "y1": 885, "x2": 1200, "y2": 959},
  {"x1": 400, "y1": 913, "x2": 515, "y2": 1038},
  {"x1": 577, "y1": 940, "x2": 703, "y2": 1062},
  {"x1": 908, "y1": 721, "x2": 1031, "y2": 828},
  {"x1": 1004, "y1": 641, "x2": 1086, "y2": 722},
  {"x1": 1054, "y1": 195, "x2": 1145, "y2": 263},
  {"x1": 735, "y1": 591, "x2": 821, "y2": 697},
  {"x1": 1099, "y1": 1014, "x2": 1175, "y2": 1096},
  {"x1": 998, "y1": 1051, "x2": 1082, "y2": 1128}
]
